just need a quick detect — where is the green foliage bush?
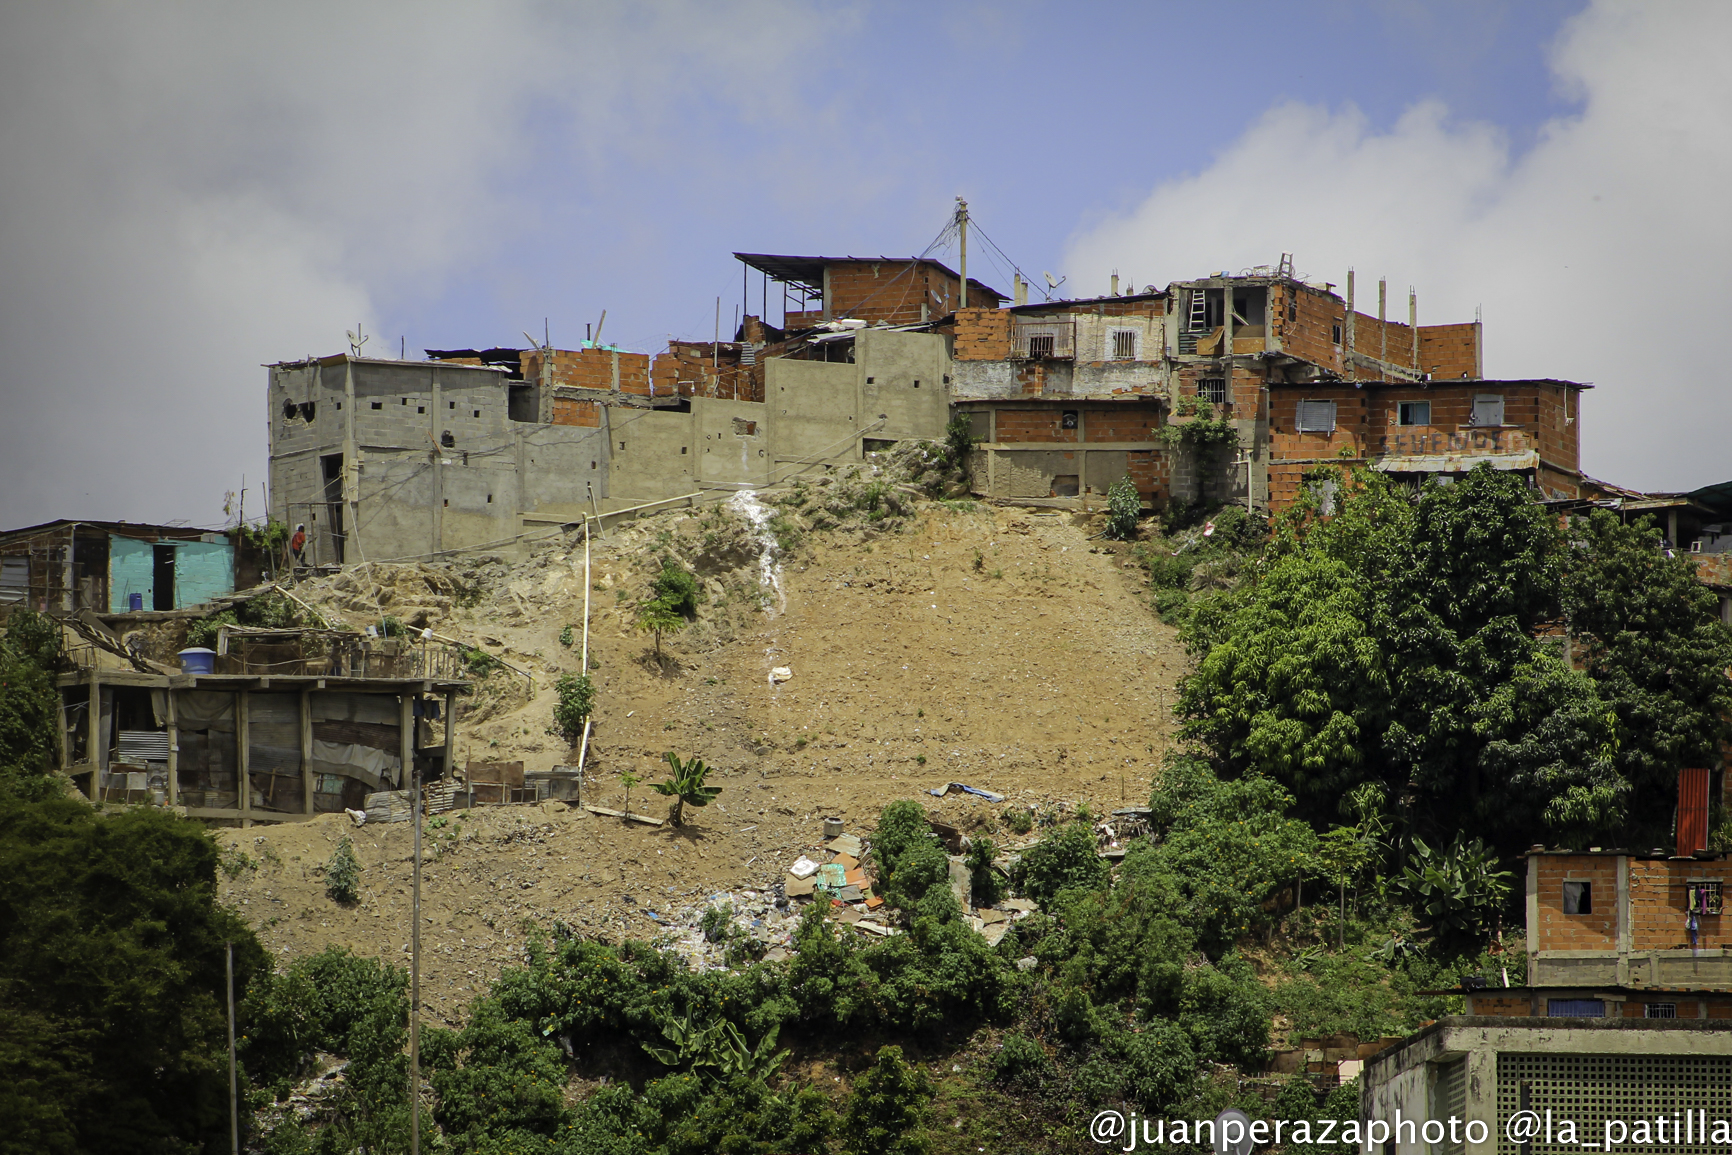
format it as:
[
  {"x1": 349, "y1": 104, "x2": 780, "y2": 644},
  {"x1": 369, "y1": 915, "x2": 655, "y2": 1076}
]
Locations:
[
  {"x1": 1105, "y1": 475, "x2": 1141, "y2": 540},
  {"x1": 0, "y1": 638, "x2": 59, "y2": 799},
  {"x1": 650, "y1": 557, "x2": 701, "y2": 617},
  {"x1": 842, "y1": 1045, "x2": 933, "y2": 1155},
  {"x1": 1011, "y1": 823, "x2": 1109, "y2": 904},
  {"x1": 3, "y1": 607, "x2": 62, "y2": 668},
  {"x1": 186, "y1": 590, "x2": 303, "y2": 649},
  {"x1": 552, "y1": 673, "x2": 596, "y2": 742},
  {"x1": 965, "y1": 836, "x2": 1002, "y2": 907},
  {"x1": 325, "y1": 835, "x2": 361, "y2": 904},
  {"x1": 989, "y1": 1032, "x2": 1050, "y2": 1087},
  {"x1": 1397, "y1": 834, "x2": 1513, "y2": 942}
]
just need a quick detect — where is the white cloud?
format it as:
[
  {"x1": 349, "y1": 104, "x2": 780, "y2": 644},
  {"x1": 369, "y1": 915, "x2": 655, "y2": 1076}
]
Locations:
[
  {"x1": 0, "y1": 0, "x2": 835, "y2": 527},
  {"x1": 1063, "y1": 0, "x2": 1732, "y2": 492}
]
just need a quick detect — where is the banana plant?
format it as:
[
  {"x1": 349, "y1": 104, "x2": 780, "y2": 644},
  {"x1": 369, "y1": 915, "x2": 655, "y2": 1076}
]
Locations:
[
  {"x1": 642, "y1": 1014, "x2": 786, "y2": 1082},
  {"x1": 651, "y1": 751, "x2": 722, "y2": 827}
]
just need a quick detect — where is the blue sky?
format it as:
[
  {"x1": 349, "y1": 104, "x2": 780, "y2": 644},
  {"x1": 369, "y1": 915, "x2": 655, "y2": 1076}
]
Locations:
[{"x1": 4, "y1": 0, "x2": 1726, "y2": 527}]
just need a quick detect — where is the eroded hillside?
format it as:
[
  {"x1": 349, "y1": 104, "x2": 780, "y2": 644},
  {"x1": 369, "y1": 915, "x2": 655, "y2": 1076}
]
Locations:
[{"x1": 217, "y1": 474, "x2": 1188, "y2": 1021}]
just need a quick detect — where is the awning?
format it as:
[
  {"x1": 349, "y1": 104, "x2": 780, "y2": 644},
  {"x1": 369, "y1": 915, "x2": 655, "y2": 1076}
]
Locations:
[{"x1": 1373, "y1": 450, "x2": 1539, "y2": 474}]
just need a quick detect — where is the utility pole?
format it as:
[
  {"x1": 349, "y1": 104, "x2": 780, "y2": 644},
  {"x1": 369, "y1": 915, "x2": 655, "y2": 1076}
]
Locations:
[
  {"x1": 227, "y1": 942, "x2": 239, "y2": 1155},
  {"x1": 956, "y1": 197, "x2": 968, "y2": 310},
  {"x1": 410, "y1": 717, "x2": 422, "y2": 1155}
]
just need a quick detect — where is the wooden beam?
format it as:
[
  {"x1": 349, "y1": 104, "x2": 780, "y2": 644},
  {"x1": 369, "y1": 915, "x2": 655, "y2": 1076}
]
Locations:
[
  {"x1": 237, "y1": 690, "x2": 250, "y2": 828},
  {"x1": 86, "y1": 668, "x2": 100, "y2": 801},
  {"x1": 166, "y1": 689, "x2": 178, "y2": 808},
  {"x1": 300, "y1": 688, "x2": 314, "y2": 817}
]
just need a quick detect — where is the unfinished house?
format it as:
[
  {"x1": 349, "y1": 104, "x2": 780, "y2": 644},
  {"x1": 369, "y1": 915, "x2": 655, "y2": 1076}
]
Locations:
[
  {"x1": 269, "y1": 318, "x2": 955, "y2": 561},
  {"x1": 57, "y1": 625, "x2": 469, "y2": 825},
  {"x1": 0, "y1": 520, "x2": 241, "y2": 615},
  {"x1": 1265, "y1": 377, "x2": 1587, "y2": 513},
  {"x1": 948, "y1": 289, "x2": 1168, "y2": 502},
  {"x1": 734, "y1": 253, "x2": 1006, "y2": 329},
  {"x1": 1358, "y1": 773, "x2": 1732, "y2": 1154},
  {"x1": 942, "y1": 261, "x2": 1485, "y2": 509}
]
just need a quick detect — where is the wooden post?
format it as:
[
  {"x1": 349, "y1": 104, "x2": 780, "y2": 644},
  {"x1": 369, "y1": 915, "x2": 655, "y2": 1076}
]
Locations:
[
  {"x1": 87, "y1": 669, "x2": 100, "y2": 801},
  {"x1": 442, "y1": 688, "x2": 455, "y2": 783},
  {"x1": 405, "y1": 690, "x2": 422, "y2": 1155},
  {"x1": 300, "y1": 688, "x2": 314, "y2": 816},
  {"x1": 237, "y1": 690, "x2": 250, "y2": 827},
  {"x1": 166, "y1": 690, "x2": 179, "y2": 807}
]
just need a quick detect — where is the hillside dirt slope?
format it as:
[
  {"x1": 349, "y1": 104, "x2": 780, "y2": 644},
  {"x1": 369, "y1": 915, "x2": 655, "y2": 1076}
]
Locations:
[{"x1": 217, "y1": 489, "x2": 1187, "y2": 1023}]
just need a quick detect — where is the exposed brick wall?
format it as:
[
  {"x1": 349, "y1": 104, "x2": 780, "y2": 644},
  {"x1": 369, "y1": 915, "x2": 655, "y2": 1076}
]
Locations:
[
  {"x1": 1127, "y1": 449, "x2": 1164, "y2": 497},
  {"x1": 1419, "y1": 322, "x2": 1480, "y2": 379},
  {"x1": 550, "y1": 398, "x2": 600, "y2": 427},
  {"x1": 995, "y1": 409, "x2": 1078, "y2": 443},
  {"x1": 1348, "y1": 310, "x2": 1418, "y2": 373},
  {"x1": 1269, "y1": 384, "x2": 1369, "y2": 462},
  {"x1": 1533, "y1": 857, "x2": 1619, "y2": 951},
  {"x1": 954, "y1": 308, "x2": 1012, "y2": 361},
  {"x1": 1629, "y1": 859, "x2": 1728, "y2": 951},
  {"x1": 522, "y1": 347, "x2": 652, "y2": 396},
  {"x1": 1279, "y1": 283, "x2": 1346, "y2": 372},
  {"x1": 650, "y1": 343, "x2": 760, "y2": 403},
  {"x1": 1708, "y1": 999, "x2": 1732, "y2": 1019},
  {"x1": 1472, "y1": 995, "x2": 1532, "y2": 1017},
  {"x1": 820, "y1": 260, "x2": 1004, "y2": 326},
  {"x1": 1083, "y1": 405, "x2": 1160, "y2": 442}
]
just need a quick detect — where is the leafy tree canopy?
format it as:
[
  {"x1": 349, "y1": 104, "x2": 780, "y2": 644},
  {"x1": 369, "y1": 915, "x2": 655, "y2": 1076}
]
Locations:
[{"x1": 1177, "y1": 465, "x2": 1732, "y2": 851}]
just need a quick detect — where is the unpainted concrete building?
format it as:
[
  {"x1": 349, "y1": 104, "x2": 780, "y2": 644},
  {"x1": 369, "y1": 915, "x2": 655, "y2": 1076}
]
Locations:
[{"x1": 266, "y1": 326, "x2": 950, "y2": 562}]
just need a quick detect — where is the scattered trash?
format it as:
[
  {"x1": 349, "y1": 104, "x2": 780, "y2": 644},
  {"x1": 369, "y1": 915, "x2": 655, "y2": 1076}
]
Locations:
[
  {"x1": 788, "y1": 855, "x2": 821, "y2": 879},
  {"x1": 1017, "y1": 956, "x2": 1039, "y2": 972},
  {"x1": 345, "y1": 808, "x2": 367, "y2": 826},
  {"x1": 927, "y1": 782, "x2": 1006, "y2": 803},
  {"x1": 822, "y1": 816, "x2": 845, "y2": 839},
  {"x1": 823, "y1": 833, "x2": 863, "y2": 857},
  {"x1": 769, "y1": 666, "x2": 793, "y2": 684}
]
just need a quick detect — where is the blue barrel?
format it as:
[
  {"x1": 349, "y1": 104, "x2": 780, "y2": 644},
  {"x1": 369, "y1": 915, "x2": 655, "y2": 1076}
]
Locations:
[
  {"x1": 128, "y1": 592, "x2": 143, "y2": 612},
  {"x1": 178, "y1": 648, "x2": 217, "y2": 674}
]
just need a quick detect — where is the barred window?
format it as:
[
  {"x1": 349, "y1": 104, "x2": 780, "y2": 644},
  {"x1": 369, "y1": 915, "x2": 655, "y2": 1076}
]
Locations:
[
  {"x1": 1198, "y1": 378, "x2": 1227, "y2": 405},
  {"x1": 1112, "y1": 330, "x2": 1138, "y2": 360}
]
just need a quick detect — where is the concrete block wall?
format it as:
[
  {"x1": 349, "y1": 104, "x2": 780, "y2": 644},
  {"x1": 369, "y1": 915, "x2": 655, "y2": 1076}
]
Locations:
[{"x1": 693, "y1": 397, "x2": 771, "y2": 487}]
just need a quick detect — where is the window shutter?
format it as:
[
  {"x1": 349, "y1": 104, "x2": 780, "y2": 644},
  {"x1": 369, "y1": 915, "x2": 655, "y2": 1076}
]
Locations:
[
  {"x1": 1295, "y1": 400, "x2": 1336, "y2": 432},
  {"x1": 1471, "y1": 394, "x2": 1504, "y2": 426}
]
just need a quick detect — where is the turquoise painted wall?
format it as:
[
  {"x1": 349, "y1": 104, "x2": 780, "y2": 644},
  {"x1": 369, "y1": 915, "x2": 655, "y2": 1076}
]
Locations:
[
  {"x1": 174, "y1": 539, "x2": 234, "y2": 606},
  {"x1": 109, "y1": 536, "x2": 154, "y2": 612},
  {"x1": 107, "y1": 534, "x2": 234, "y2": 611}
]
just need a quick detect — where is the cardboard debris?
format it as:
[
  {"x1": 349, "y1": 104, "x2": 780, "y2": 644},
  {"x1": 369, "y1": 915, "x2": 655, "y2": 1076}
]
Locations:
[
  {"x1": 838, "y1": 885, "x2": 863, "y2": 901},
  {"x1": 818, "y1": 863, "x2": 848, "y2": 889},
  {"x1": 864, "y1": 894, "x2": 884, "y2": 909},
  {"x1": 834, "y1": 906, "x2": 862, "y2": 924},
  {"x1": 831, "y1": 852, "x2": 859, "y2": 870},
  {"x1": 855, "y1": 921, "x2": 901, "y2": 937},
  {"x1": 982, "y1": 922, "x2": 1010, "y2": 947},
  {"x1": 843, "y1": 866, "x2": 868, "y2": 887},
  {"x1": 978, "y1": 908, "x2": 1010, "y2": 925},
  {"x1": 1002, "y1": 898, "x2": 1038, "y2": 912},
  {"x1": 785, "y1": 875, "x2": 816, "y2": 897},
  {"x1": 788, "y1": 855, "x2": 821, "y2": 879},
  {"x1": 824, "y1": 834, "x2": 863, "y2": 857}
]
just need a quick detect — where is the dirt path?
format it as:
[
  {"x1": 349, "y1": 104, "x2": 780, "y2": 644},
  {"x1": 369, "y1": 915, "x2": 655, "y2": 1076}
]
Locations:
[{"x1": 218, "y1": 503, "x2": 1186, "y2": 1022}]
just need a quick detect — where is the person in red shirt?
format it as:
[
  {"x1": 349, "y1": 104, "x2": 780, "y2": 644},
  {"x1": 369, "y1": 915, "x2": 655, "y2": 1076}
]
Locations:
[{"x1": 289, "y1": 524, "x2": 307, "y2": 565}]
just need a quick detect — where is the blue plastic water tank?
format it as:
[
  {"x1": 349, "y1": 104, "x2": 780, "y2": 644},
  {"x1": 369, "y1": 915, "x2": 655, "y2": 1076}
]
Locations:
[
  {"x1": 128, "y1": 592, "x2": 144, "y2": 612},
  {"x1": 178, "y1": 648, "x2": 217, "y2": 675}
]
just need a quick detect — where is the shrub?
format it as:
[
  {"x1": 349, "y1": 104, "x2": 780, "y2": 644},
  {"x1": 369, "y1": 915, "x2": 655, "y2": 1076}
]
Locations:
[
  {"x1": 325, "y1": 836, "x2": 361, "y2": 904},
  {"x1": 551, "y1": 673, "x2": 595, "y2": 743},
  {"x1": 651, "y1": 751, "x2": 721, "y2": 827},
  {"x1": 989, "y1": 1032, "x2": 1049, "y2": 1087},
  {"x1": 1397, "y1": 834, "x2": 1513, "y2": 942},
  {"x1": 651, "y1": 557, "x2": 700, "y2": 617},
  {"x1": 2, "y1": 607, "x2": 62, "y2": 668},
  {"x1": 1011, "y1": 823, "x2": 1109, "y2": 904},
  {"x1": 841, "y1": 1045, "x2": 933, "y2": 1155},
  {"x1": 1116, "y1": 1018, "x2": 1196, "y2": 1113},
  {"x1": 558, "y1": 624, "x2": 574, "y2": 647},
  {"x1": 1105, "y1": 475, "x2": 1141, "y2": 540},
  {"x1": 1177, "y1": 956, "x2": 1271, "y2": 1068},
  {"x1": 943, "y1": 414, "x2": 977, "y2": 471}
]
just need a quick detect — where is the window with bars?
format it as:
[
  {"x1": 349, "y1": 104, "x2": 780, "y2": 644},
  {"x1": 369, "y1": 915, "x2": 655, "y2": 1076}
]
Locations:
[
  {"x1": 1027, "y1": 334, "x2": 1054, "y2": 359},
  {"x1": 1198, "y1": 378, "x2": 1227, "y2": 405},
  {"x1": 1112, "y1": 329, "x2": 1138, "y2": 360},
  {"x1": 1645, "y1": 1002, "x2": 1678, "y2": 1019}
]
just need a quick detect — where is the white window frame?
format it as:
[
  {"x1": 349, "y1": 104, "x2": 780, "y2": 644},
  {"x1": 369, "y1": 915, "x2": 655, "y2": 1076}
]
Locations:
[{"x1": 1295, "y1": 399, "x2": 1337, "y2": 433}]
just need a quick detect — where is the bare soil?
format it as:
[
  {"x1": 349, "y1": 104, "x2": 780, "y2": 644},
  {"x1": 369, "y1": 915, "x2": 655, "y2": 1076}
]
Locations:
[{"x1": 217, "y1": 498, "x2": 1186, "y2": 1023}]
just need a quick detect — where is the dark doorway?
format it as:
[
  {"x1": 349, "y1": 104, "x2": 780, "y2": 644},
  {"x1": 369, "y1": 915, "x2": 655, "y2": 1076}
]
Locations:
[
  {"x1": 151, "y1": 545, "x2": 176, "y2": 611},
  {"x1": 320, "y1": 453, "x2": 346, "y2": 564}
]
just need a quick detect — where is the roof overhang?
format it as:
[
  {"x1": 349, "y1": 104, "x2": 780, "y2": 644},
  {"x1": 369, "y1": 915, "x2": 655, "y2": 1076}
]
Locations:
[{"x1": 1374, "y1": 450, "x2": 1539, "y2": 474}]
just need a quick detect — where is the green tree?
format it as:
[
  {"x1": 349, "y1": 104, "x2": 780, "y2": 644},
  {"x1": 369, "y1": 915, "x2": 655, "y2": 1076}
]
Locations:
[
  {"x1": 841, "y1": 1045, "x2": 932, "y2": 1155},
  {"x1": 1561, "y1": 510, "x2": 1732, "y2": 842},
  {"x1": 636, "y1": 599, "x2": 685, "y2": 661},
  {"x1": 325, "y1": 835, "x2": 361, "y2": 904},
  {"x1": 0, "y1": 635, "x2": 59, "y2": 801},
  {"x1": 0, "y1": 797, "x2": 267, "y2": 1154},
  {"x1": 651, "y1": 752, "x2": 722, "y2": 827},
  {"x1": 1177, "y1": 465, "x2": 1628, "y2": 849}
]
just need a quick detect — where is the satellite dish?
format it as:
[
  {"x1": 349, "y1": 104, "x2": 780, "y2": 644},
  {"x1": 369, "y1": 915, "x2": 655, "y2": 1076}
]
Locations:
[
  {"x1": 1042, "y1": 271, "x2": 1062, "y2": 289},
  {"x1": 1215, "y1": 1109, "x2": 1254, "y2": 1155}
]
